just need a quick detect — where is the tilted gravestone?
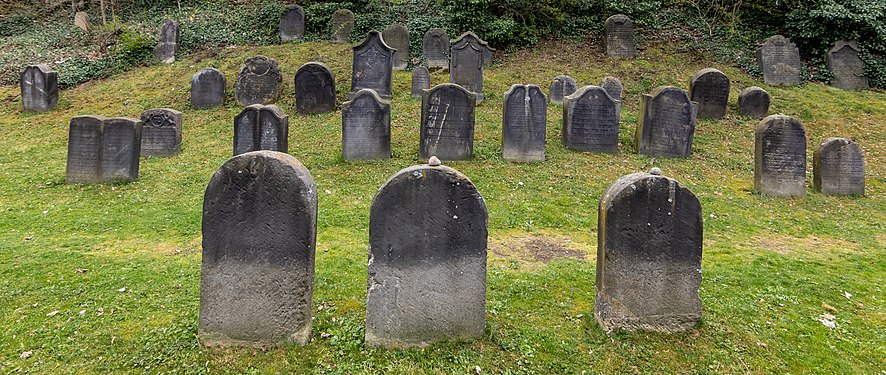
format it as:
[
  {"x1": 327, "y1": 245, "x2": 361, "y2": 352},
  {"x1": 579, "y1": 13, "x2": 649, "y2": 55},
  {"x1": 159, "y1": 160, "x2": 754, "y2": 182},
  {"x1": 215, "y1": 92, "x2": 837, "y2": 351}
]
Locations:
[
  {"x1": 423, "y1": 28, "x2": 449, "y2": 70},
  {"x1": 563, "y1": 86, "x2": 620, "y2": 153},
  {"x1": 549, "y1": 75, "x2": 577, "y2": 105},
  {"x1": 411, "y1": 66, "x2": 430, "y2": 98},
  {"x1": 140, "y1": 108, "x2": 182, "y2": 157},
  {"x1": 366, "y1": 158, "x2": 487, "y2": 348},
  {"x1": 754, "y1": 115, "x2": 806, "y2": 197},
  {"x1": 331, "y1": 9, "x2": 355, "y2": 43},
  {"x1": 74, "y1": 12, "x2": 90, "y2": 32},
  {"x1": 154, "y1": 19, "x2": 179, "y2": 64},
  {"x1": 279, "y1": 4, "x2": 305, "y2": 42},
  {"x1": 756, "y1": 35, "x2": 802, "y2": 86},
  {"x1": 826, "y1": 40, "x2": 868, "y2": 90},
  {"x1": 65, "y1": 116, "x2": 142, "y2": 184},
  {"x1": 233, "y1": 105, "x2": 288, "y2": 156},
  {"x1": 294, "y1": 62, "x2": 336, "y2": 115},
  {"x1": 596, "y1": 168, "x2": 703, "y2": 332},
  {"x1": 235, "y1": 56, "x2": 282, "y2": 107},
  {"x1": 604, "y1": 14, "x2": 635, "y2": 59},
  {"x1": 350, "y1": 30, "x2": 395, "y2": 100},
  {"x1": 600, "y1": 76, "x2": 623, "y2": 117},
  {"x1": 382, "y1": 23, "x2": 409, "y2": 70},
  {"x1": 814, "y1": 138, "x2": 864, "y2": 195},
  {"x1": 420, "y1": 84, "x2": 477, "y2": 160},
  {"x1": 199, "y1": 151, "x2": 317, "y2": 347},
  {"x1": 502, "y1": 84, "x2": 547, "y2": 162},
  {"x1": 737, "y1": 86, "x2": 769, "y2": 119},
  {"x1": 689, "y1": 68, "x2": 730, "y2": 119},
  {"x1": 342, "y1": 88, "x2": 391, "y2": 160},
  {"x1": 190, "y1": 68, "x2": 226, "y2": 109},
  {"x1": 450, "y1": 32, "x2": 495, "y2": 102},
  {"x1": 20, "y1": 65, "x2": 58, "y2": 112},
  {"x1": 636, "y1": 86, "x2": 697, "y2": 157}
]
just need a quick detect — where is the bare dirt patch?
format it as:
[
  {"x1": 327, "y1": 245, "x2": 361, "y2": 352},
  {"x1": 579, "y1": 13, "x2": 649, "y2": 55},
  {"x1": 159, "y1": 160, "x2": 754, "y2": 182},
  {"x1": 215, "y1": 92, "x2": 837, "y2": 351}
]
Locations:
[{"x1": 489, "y1": 232, "x2": 593, "y2": 264}]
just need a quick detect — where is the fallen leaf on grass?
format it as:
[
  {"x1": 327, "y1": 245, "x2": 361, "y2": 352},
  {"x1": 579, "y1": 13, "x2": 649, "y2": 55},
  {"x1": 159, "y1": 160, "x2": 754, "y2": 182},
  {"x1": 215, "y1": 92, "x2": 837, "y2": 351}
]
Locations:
[
  {"x1": 818, "y1": 314, "x2": 836, "y2": 329},
  {"x1": 46, "y1": 310, "x2": 58, "y2": 317},
  {"x1": 20, "y1": 351, "x2": 32, "y2": 359},
  {"x1": 822, "y1": 303, "x2": 839, "y2": 313}
]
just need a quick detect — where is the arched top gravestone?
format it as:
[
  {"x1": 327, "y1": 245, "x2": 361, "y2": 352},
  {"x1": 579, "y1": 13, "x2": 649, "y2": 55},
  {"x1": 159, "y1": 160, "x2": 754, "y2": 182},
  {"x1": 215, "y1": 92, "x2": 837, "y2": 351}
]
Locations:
[
  {"x1": 190, "y1": 68, "x2": 226, "y2": 109},
  {"x1": 382, "y1": 23, "x2": 410, "y2": 70},
  {"x1": 279, "y1": 4, "x2": 305, "y2": 42},
  {"x1": 331, "y1": 9, "x2": 355, "y2": 43},
  {"x1": 689, "y1": 68, "x2": 730, "y2": 119},
  {"x1": 826, "y1": 40, "x2": 868, "y2": 90},
  {"x1": 450, "y1": 32, "x2": 495, "y2": 102},
  {"x1": 154, "y1": 19, "x2": 179, "y2": 63},
  {"x1": 139, "y1": 108, "x2": 182, "y2": 157},
  {"x1": 342, "y1": 88, "x2": 391, "y2": 160},
  {"x1": 604, "y1": 14, "x2": 635, "y2": 59},
  {"x1": 635, "y1": 86, "x2": 697, "y2": 157},
  {"x1": 423, "y1": 28, "x2": 450, "y2": 69},
  {"x1": 502, "y1": 84, "x2": 547, "y2": 162},
  {"x1": 814, "y1": 138, "x2": 864, "y2": 196},
  {"x1": 738, "y1": 86, "x2": 769, "y2": 119},
  {"x1": 420, "y1": 83, "x2": 477, "y2": 160},
  {"x1": 233, "y1": 105, "x2": 288, "y2": 156},
  {"x1": 411, "y1": 66, "x2": 430, "y2": 98},
  {"x1": 754, "y1": 114, "x2": 806, "y2": 197},
  {"x1": 21, "y1": 64, "x2": 58, "y2": 112},
  {"x1": 295, "y1": 62, "x2": 336, "y2": 115},
  {"x1": 350, "y1": 30, "x2": 395, "y2": 99},
  {"x1": 235, "y1": 56, "x2": 282, "y2": 107},
  {"x1": 562, "y1": 85, "x2": 620, "y2": 153},
  {"x1": 756, "y1": 35, "x2": 802, "y2": 86},
  {"x1": 549, "y1": 75, "x2": 577, "y2": 105}
]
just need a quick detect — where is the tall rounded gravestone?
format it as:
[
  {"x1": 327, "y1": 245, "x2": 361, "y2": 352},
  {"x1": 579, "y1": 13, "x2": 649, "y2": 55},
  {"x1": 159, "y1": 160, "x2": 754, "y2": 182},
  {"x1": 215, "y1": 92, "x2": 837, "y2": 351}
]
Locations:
[
  {"x1": 689, "y1": 68, "x2": 730, "y2": 119},
  {"x1": 190, "y1": 68, "x2": 226, "y2": 109},
  {"x1": 754, "y1": 115, "x2": 806, "y2": 197},
  {"x1": 294, "y1": 62, "x2": 336, "y2": 115},
  {"x1": 814, "y1": 138, "x2": 864, "y2": 195}
]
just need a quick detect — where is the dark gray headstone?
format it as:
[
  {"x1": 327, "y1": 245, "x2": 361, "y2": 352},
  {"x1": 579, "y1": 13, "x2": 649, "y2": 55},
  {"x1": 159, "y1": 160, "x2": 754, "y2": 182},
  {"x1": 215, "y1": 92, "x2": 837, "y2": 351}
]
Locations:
[
  {"x1": 411, "y1": 66, "x2": 430, "y2": 98},
  {"x1": 331, "y1": 9, "x2": 355, "y2": 43},
  {"x1": 295, "y1": 62, "x2": 336, "y2": 115},
  {"x1": 563, "y1": 86, "x2": 620, "y2": 153},
  {"x1": 154, "y1": 19, "x2": 179, "y2": 64},
  {"x1": 596, "y1": 169, "x2": 703, "y2": 332},
  {"x1": 20, "y1": 64, "x2": 58, "y2": 112},
  {"x1": 366, "y1": 161, "x2": 487, "y2": 348},
  {"x1": 235, "y1": 56, "x2": 282, "y2": 107},
  {"x1": 382, "y1": 23, "x2": 409, "y2": 70},
  {"x1": 140, "y1": 108, "x2": 183, "y2": 157},
  {"x1": 826, "y1": 40, "x2": 868, "y2": 90},
  {"x1": 814, "y1": 138, "x2": 864, "y2": 195},
  {"x1": 635, "y1": 86, "x2": 698, "y2": 157},
  {"x1": 502, "y1": 84, "x2": 547, "y2": 162},
  {"x1": 65, "y1": 116, "x2": 142, "y2": 184},
  {"x1": 420, "y1": 83, "x2": 476, "y2": 160},
  {"x1": 756, "y1": 35, "x2": 802, "y2": 86},
  {"x1": 549, "y1": 75, "x2": 576, "y2": 105},
  {"x1": 350, "y1": 30, "x2": 395, "y2": 100},
  {"x1": 754, "y1": 115, "x2": 806, "y2": 197},
  {"x1": 233, "y1": 105, "x2": 288, "y2": 156},
  {"x1": 423, "y1": 28, "x2": 449, "y2": 70},
  {"x1": 604, "y1": 14, "x2": 635, "y2": 59},
  {"x1": 280, "y1": 4, "x2": 305, "y2": 42},
  {"x1": 600, "y1": 76, "x2": 623, "y2": 117},
  {"x1": 737, "y1": 86, "x2": 769, "y2": 119},
  {"x1": 689, "y1": 68, "x2": 730, "y2": 119},
  {"x1": 342, "y1": 89, "x2": 391, "y2": 160},
  {"x1": 450, "y1": 32, "x2": 495, "y2": 103},
  {"x1": 199, "y1": 151, "x2": 317, "y2": 347},
  {"x1": 190, "y1": 68, "x2": 226, "y2": 109}
]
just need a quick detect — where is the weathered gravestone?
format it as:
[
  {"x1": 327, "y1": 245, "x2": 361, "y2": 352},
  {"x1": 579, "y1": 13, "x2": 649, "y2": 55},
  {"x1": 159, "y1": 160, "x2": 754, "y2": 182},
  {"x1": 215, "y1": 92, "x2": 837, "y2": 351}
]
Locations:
[
  {"x1": 604, "y1": 14, "x2": 635, "y2": 59},
  {"x1": 350, "y1": 30, "x2": 395, "y2": 100},
  {"x1": 562, "y1": 86, "x2": 620, "y2": 153},
  {"x1": 74, "y1": 12, "x2": 90, "y2": 32},
  {"x1": 294, "y1": 62, "x2": 336, "y2": 115},
  {"x1": 20, "y1": 65, "x2": 58, "y2": 112},
  {"x1": 411, "y1": 66, "x2": 430, "y2": 98},
  {"x1": 342, "y1": 88, "x2": 391, "y2": 160},
  {"x1": 596, "y1": 168, "x2": 703, "y2": 332},
  {"x1": 737, "y1": 86, "x2": 770, "y2": 119},
  {"x1": 382, "y1": 23, "x2": 409, "y2": 70},
  {"x1": 154, "y1": 19, "x2": 179, "y2": 64},
  {"x1": 635, "y1": 86, "x2": 698, "y2": 157},
  {"x1": 366, "y1": 157, "x2": 487, "y2": 348},
  {"x1": 450, "y1": 32, "x2": 495, "y2": 103},
  {"x1": 235, "y1": 56, "x2": 282, "y2": 107},
  {"x1": 140, "y1": 108, "x2": 182, "y2": 157},
  {"x1": 814, "y1": 138, "x2": 864, "y2": 195},
  {"x1": 279, "y1": 4, "x2": 305, "y2": 42},
  {"x1": 199, "y1": 151, "x2": 317, "y2": 347},
  {"x1": 233, "y1": 105, "x2": 288, "y2": 156},
  {"x1": 600, "y1": 76, "x2": 623, "y2": 117},
  {"x1": 754, "y1": 115, "x2": 806, "y2": 197},
  {"x1": 420, "y1": 84, "x2": 477, "y2": 160},
  {"x1": 502, "y1": 84, "x2": 547, "y2": 162},
  {"x1": 65, "y1": 116, "x2": 142, "y2": 184},
  {"x1": 549, "y1": 75, "x2": 577, "y2": 105},
  {"x1": 827, "y1": 40, "x2": 868, "y2": 90},
  {"x1": 423, "y1": 28, "x2": 449, "y2": 70},
  {"x1": 190, "y1": 68, "x2": 226, "y2": 109},
  {"x1": 756, "y1": 35, "x2": 802, "y2": 86},
  {"x1": 689, "y1": 68, "x2": 730, "y2": 119},
  {"x1": 331, "y1": 9, "x2": 355, "y2": 43}
]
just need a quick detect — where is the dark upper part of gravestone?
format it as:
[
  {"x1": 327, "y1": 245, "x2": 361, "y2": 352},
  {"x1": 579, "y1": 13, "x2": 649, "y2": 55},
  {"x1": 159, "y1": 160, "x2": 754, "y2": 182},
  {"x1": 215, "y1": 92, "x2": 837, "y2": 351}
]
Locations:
[
  {"x1": 689, "y1": 68, "x2": 730, "y2": 119},
  {"x1": 756, "y1": 35, "x2": 802, "y2": 86},
  {"x1": 350, "y1": 30, "x2": 395, "y2": 100},
  {"x1": 604, "y1": 14, "x2": 635, "y2": 59},
  {"x1": 191, "y1": 68, "x2": 226, "y2": 109},
  {"x1": 294, "y1": 62, "x2": 336, "y2": 115},
  {"x1": 502, "y1": 84, "x2": 547, "y2": 162},
  {"x1": 382, "y1": 23, "x2": 409, "y2": 70},
  {"x1": 200, "y1": 151, "x2": 317, "y2": 347},
  {"x1": 411, "y1": 66, "x2": 430, "y2": 98},
  {"x1": 154, "y1": 19, "x2": 180, "y2": 64},
  {"x1": 814, "y1": 138, "x2": 864, "y2": 195},
  {"x1": 21, "y1": 65, "x2": 58, "y2": 112},
  {"x1": 233, "y1": 105, "x2": 288, "y2": 156},
  {"x1": 366, "y1": 161, "x2": 487, "y2": 348},
  {"x1": 279, "y1": 4, "x2": 305, "y2": 42},
  {"x1": 235, "y1": 56, "x2": 282, "y2": 107},
  {"x1": 449, "y1": 32, "x2": 495, "y2": 102},
  {"x1": 596, "y1": 169, "x2": 703, "y2": 333},
  {"x1": 549, "y1": 75, "x2": 577, "y2": 105},
  {"x1": 140, "y1": 108, "x2": 183, "y2": 157},
  {"x1": 420, "y1": 83, "x2": 477, "y2": 161},
  {"x1": 423, "y1": 28, "x2": 450, "y2": 70},
  {"x1": 65, "y1": 116, "x2": 142, "y2": 184},
  {"x1": 738, "y1": 86, "x2": 769, "y2": 119},
  {"x1": 342, "y1": 88, "x2": 391, "y2": 160},
  {"x1": 827, "y1": 40, "x2": 868, "y2": 90},
  {"x1": 331, "y1": 9, "x2": 355, "y2": 43},
  {"x1": 754, "y1": 114, "x2": 806, "y2": 197},
  {"x1": 636, "y1": 86, "x2": 698, "y2": 157},
  {"x1": 600, "y1": 76, "x2": 623, "y2": 102},
  {"x1": 563, "y1": 85, "x2": 620, "y2": 153}
]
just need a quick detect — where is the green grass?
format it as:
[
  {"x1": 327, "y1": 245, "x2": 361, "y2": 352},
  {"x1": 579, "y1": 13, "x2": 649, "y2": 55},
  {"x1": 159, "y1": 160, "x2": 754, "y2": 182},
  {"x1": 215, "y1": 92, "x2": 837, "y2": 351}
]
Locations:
[{"x1": 0, "y1": 39, "x2": 884, "y2": 373}]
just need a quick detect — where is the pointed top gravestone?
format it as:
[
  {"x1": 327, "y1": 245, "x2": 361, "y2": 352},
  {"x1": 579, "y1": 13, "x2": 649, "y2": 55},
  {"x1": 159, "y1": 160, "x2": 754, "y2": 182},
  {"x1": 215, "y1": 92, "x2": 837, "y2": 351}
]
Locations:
[
  {"x1": 21, "y1": 65, "x2": 58, "y2": 112},
  {"x1": 449, "y1": 32, "x2": 495, "y2": 102},
  {"x1": 756, "y1": 35, "x2": 802, "y2": 86},
  {"x1": 191, "y1": 68, "x2": 226, "y2": 109},
  {"x1": 411, "y1": 66, "x2": 430, "y2": 98},
  {"x1": 382, "y1": 23, "x2": 410, "y2": 70},
  {"x1": 636, "y1": 86, "x2": 697, "y2": 157},
  {"x1": 280, "y1": 4, "x2": 305, "y2": 42},
  {"x1": 233, "y1": 105, "x2": 288, "y2": 156},
  {"x1": 331, "y1": 9, "x2": 355, "y2": 43},
  {"x1": 420, "y1": 83, "x2": 477, "y2": 160},
  {"x1": 140, "y1": 108, "x2": 183, "y2": 157},
  {"x1": 154, "y1": 19, "x2": 179, "y2": 64},
  {"x1": 814, "y1": 138, "x2": 865, "y2": 195},
  {"x1": 342, "y1": 88, "x2": 391, "y2": 160},
  {"x1": 549, "y1": 75, "x2": 576, "y2": 105},
  {"x1": 502, "y1": 84, "x2": 547, "y2": 162},
  {"x1": 754, "y1": 114, "x2": 806, "y2": 197},
  {"x1": 235, "y1": 56, "x2": 283, "y2": 107},
  {"x1": 350, "y1": 30, "x2": 395, "y2": 100},
  {"x1": 563, "y1": 86, "x2": 620, "y2": 153},
  {"x1": 738, "y1": 86, "x2": 769, "y2": 119},
  {"x1": 689, "y1": 68, "x2": 730, "y2": 119},
  {"x1": 826, "y1": 40, "x2": 868, "y2": 90},
  {"x1": 604, "y1": 14, "x2": 635, "y2": 59},
  {"x1": 295, "y1": 62, "x2": 336, "y2": 115},
  {"x1": 423, "y1": 28, "x2": 450, "y2": 70}
]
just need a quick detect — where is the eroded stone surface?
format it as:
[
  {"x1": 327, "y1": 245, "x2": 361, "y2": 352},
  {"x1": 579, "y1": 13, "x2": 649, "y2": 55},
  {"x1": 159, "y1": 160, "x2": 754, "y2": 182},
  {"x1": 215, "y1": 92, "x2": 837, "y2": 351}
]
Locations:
[
  {"x1": 563, "y1": 86, "x2": 620, "y2": 153},
  {"x1": 331, "y1": 9, "x2": 355, "y2": 43},
  {"x1": 604, "y1": 14, "x2": 635, "y2": 58},
  {"x1": 235, "y1": 56, "x2": 282, "y2": 107},
  {"x1": 411, "y1": 66, "x2": 430, "y2": 98},
  {"x1": 65, "y1": 116, "x2": 142, "y2": 184},
  {"x1": 233, "y1": 105, "x2": 288, "y2": 156},
  {"x1": 600, "y1": 76, "x2": 623, "y2": 117},
  {"x1": 814, "y1": 138, "x2": 864, "y2": 195},
  {"x1": 139, "y1": 108, "x2": 182, "y2": 157},
  {"x1": 754, "y1": 114, "x2": 806, "y2": 197},
  {"x1": 420, "y1": 83, "x2": 476, "y2": 160},
  {"x1": 449, "y1": 32, "x2": 494, "y2": 103},
  {"x1": 21, "y1": 65, "x2": 58, "y2": 112},
  {"x1": 549, "y1": 75, "x2": 576, "y2": 105},
  {"x1": 294, "y1": 62, "x2": 336, "y2": 115},
  {"x1": 502, "y1": 84, "x2": 546, "y2": 162},
  {"x1": 827, "y1": 40, "x2": 868, "y2": 90},
  {"x1": 738, "y1": 86, "x2": 769, "y2": 119},
  {"x1": 350, "y1": 30, "x2": 394, "y2": 99},
  {"x1": 689, "y1": 68, "x2": 729, "y2": 119},
  {"x1": 342, "y1": 89, "x2": 391, "y2": 160},
  {"x1": 74, "y1": 12, "x2": 90, "y2": 31},
  {"x1": 756, "y1": 35, "x2": 802, "y2": 86},
  {"x1": 154, "y1": 19, "x2": 179, "y2": 64},
  {"x1": 280, "y1": 4, "x2": 305, "y2": 42},
  {"x1": 423, "y1": 28, "x2": 449, "y2": 70},
  {"x1": 382, "y1": 23, "x2": 409, "y2": 70},
  {"x1": 191, "y1": 68, "x2": 226, "y2": 109},
  {"x1": 635, "y1": 86, "x2": 697, "y2": 157}
]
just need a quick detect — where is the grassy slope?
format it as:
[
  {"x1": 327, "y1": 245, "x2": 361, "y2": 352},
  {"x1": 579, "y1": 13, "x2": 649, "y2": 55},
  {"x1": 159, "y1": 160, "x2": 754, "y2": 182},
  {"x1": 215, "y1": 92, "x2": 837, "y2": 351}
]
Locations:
[{"x1": 0, "y1": 40, "x2": 884, "y2": 373}]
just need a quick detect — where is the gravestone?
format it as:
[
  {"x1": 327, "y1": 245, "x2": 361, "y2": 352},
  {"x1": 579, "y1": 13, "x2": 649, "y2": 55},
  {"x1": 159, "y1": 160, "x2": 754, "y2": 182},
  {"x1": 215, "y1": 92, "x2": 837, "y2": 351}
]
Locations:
[
  {"x1": 635, "y1": 86, "x2": 698, "y2": 157},
  {"x1": 449, "y1": 32, "x2": 495, "y2": 102},
  {"x1": 190, "y1": 68, "x2": 226, "y2": 109},
  {"x1": 411, "y1": 66, "x2": 430, "y2": 98},
  {"x1": 754, "y1": 115, "x2": 806, "y2": 197},
  {"x1": 74, "y1": 12, "x2": 90, "y2": 32},
  {"x1": 279, "y1": 4, "x2": 305, "y2": 42},
  {"x1": 199, "y1": 151, "x2": 317, "y2": 347},
  {"x1": 814, "y1": 138, "x2": 864, "y2": 195},
  {"x1": 233, "y1": 105, "x2": 288, "y2": 156},
  {"x1": 420, "y1": 83, "x2": 476, "y2": 160},
  {"x1": 382, "y1": 23, "x2": 409, "y2": 70},
  {"x1": 20, "y1": 65, "x2": 58, "y2": 112},
  {"x1": 756, "y1": 35, "x2": 802, "y2": 86},
  {"x1": 596, "y1": 168, "x2": 703, "y2": 332},
  {"x1": 294, "y1": 62, "x2": 336, "y2": 115},
  {"x1": 600, "y1": 76, "x2": 623, "y2": 117},
  {"x1": 350, "y1": 30, "x2": 395, "y2": 100},
  {"x1": 549, "y1": 75, "x2": 576, "y2": 105},
  {"x1": 689, "y1": 68, "x2": 730, "y2": 119},
  {"x1": 604, "y1": 14, "x2": 635, "y2": 59},
  {"x1": 826, "y1": 40, "x2": 868, "y2": 90},
  {"x1": 502, "y1": 84, "x2": 547, "y2": 162},
  {"x1": 562, "y1": 86, "x2": 620, "y2": 153},
  {"x1": 331, "y1": 9, "x2": 355, "y2": 43},
  {"x1": 65, "y1": 116, "x2": 142, "y2": 184},
  {"x1": 342, "y1": 89, "x2": 391, "y2": 160},
  {"x1": 154, "y1": 19, "x2": 179, "y2": 64},
  {"x1": 423, "y1": 28, "x2": 449, "y2": 70},
  {"x1": 235, "y1": 56, "x2": 282, "y2": 107},
  {"x1": 366, "y1": 159, "x2": 487, "y2": 348},
  {"x1": 737, "y1": 86, "x2": 769, "y2": 119},
  {"x1": 139, "y1": 108, "x2": 182, "y2": 157}
]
